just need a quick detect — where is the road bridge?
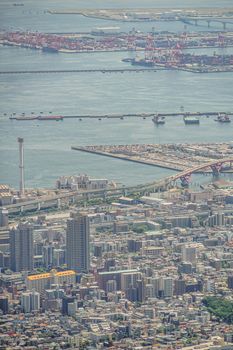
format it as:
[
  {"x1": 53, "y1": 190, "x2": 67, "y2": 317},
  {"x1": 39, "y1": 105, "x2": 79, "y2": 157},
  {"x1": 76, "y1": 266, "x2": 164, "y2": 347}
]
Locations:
[
  {"x1": 180, "y1": 16, "x2": 233, "y2": 29},
  {"x1": 167, "y1": 158, "x2": 233, "y2": 186},
  {"x1": 3, "y1": 158, "x2": 233, "y2": 215}
]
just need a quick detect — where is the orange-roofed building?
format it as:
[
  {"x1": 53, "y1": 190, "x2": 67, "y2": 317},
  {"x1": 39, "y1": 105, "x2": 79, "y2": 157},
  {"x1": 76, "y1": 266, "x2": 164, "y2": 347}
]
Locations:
[{"x1": 26, "y1": 269, "x2": 76, "y2": 293}]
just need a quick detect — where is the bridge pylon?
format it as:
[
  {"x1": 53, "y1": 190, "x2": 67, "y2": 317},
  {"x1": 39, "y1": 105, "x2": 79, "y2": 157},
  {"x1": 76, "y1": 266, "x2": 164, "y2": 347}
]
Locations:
[
  {"x1": 180, "y1": 173, "x2": 191, "y2": 187},
  {"x1": 210, "y1": 162, "x2": 222, "y2": 176}
]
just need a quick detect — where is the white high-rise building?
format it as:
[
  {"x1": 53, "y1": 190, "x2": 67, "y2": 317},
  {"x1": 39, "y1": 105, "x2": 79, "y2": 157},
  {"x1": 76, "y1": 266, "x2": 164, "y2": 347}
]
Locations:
[
  {"x1": 21, "y1": 290, "x2": 40, "y2": 313},
  {"x1": 121, "y1": 271, "x2": 142, "y2": 292},
  {"x1": 151, "y1": 277, "x2": 161, "y2": 297},
  {"x1": 21, "y1": 292, "x2": 31, "y2": 313},
  {"x1": 182, "y1": 245, "x2": 197, "y2": 264},
  {"x1": 163, "y1": 278, "x2": 173, "y2": 298},
  {"x1": 66, "y1": 212, "x2": 90, "y2": 273}
]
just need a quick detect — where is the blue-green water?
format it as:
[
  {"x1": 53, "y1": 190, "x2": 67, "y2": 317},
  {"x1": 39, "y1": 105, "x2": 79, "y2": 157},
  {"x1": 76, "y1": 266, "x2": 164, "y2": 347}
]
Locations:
[{"x1": 1, "y1": 0, "x2": 233, "y2": 189}]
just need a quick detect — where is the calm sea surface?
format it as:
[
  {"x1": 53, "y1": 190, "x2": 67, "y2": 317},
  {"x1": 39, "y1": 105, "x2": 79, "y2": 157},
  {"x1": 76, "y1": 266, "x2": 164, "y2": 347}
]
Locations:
[{"x1": 1, "y1": 0, "x2": 233, "y2": 189}]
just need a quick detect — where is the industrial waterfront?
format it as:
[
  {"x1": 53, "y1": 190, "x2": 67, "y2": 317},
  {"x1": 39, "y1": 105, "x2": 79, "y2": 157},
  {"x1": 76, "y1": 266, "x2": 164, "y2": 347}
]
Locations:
[{"x1": 1, "y1": 0, "x2": 233, "y2": 190}]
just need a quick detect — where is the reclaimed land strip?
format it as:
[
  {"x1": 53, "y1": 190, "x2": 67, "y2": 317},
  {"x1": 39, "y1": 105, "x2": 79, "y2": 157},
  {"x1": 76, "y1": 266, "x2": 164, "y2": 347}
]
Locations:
[
  {"x1": 0, "y1": 68, "x2": 158, "y2": 74},
  {"x1": 71, "y1": 146, "x2": 187, "y2": 172},
  {"x1": 71, "y1": 144, "x2": 233, "y2": 174}
]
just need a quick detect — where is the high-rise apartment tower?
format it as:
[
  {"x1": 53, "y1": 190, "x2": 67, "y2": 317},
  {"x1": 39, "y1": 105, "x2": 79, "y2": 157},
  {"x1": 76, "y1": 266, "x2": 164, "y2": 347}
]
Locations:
[
  {"x1": 66, "y1": 212, "x2": 90, "y2": 273},
  {"x1": 10, "y1": 222, "x2": 34, "y2": 272}
]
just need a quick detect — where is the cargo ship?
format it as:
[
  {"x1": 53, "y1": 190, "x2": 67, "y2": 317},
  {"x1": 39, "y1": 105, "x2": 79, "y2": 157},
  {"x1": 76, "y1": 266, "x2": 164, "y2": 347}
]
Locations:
[
  {"x1": 152, "y1": 115, "x2": 165, "y2": 125},
  {"x1": 215, "y1": 113, "x2": 231, "y2": 123},
  {"x1": 9, "y1": 115, "x2": 37, "y2": 121},
  {"x1": 37, "y1": 115, "x2": 63, "y2": 121},
  {"x1": 183, "y1": 115, "x2": 200, "y2": 125},
  {"x1": 10, "y1": 115, "x2": 63, "y2": 121},
  {"x1": 131, "y1": 58, "x2": 155, "y2": 67}
]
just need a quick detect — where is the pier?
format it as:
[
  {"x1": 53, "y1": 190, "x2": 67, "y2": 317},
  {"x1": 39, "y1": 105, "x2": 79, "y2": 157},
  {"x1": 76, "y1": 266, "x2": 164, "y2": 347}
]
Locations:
[{"x1": 7, "y1": 111, "x2": 233, "y2": 121}]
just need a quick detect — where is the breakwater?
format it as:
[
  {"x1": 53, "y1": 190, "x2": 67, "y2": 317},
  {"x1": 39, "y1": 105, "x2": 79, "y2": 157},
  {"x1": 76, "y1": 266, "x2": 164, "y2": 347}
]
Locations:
[
  {"x1": 8, "y1": 111, "x2": 233, "y2": 121},
  {"x1": 0, "y1": 68, "x2": 158, "y2": 75}
]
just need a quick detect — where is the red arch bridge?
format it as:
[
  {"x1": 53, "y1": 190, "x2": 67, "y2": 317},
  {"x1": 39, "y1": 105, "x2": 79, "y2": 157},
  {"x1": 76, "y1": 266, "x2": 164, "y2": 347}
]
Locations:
[{"x1": 166, "y1": 158, "x2": 233, "y2": 187}]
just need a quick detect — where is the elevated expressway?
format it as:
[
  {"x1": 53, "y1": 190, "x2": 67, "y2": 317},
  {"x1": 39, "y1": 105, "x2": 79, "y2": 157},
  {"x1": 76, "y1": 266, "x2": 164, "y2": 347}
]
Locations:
[{"x1": 3, "y1": 158, "x2": 233, "y2": 215}]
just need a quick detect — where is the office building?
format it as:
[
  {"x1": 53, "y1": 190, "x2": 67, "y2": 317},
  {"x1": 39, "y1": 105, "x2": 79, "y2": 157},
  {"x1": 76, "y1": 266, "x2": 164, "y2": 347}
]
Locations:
[
  {"x1": 163, "y1": 277, "x2": 173, "y2": 298},
  {"x1": 121, "y1": 271, "x2": 142, "y2": 292},
  {"x1": 98, "y1": 269, "x2": 139, "y2": 291},
  {"x1": 43, "y1": 244, "x2": 54, "y2": 268},
  {"x1": 181, "y1": 245, "x2": 197, "y2": 264},
  {"x1": 62, "y1": 295, "x2": 75, "y2": 315},
  {"x1": 174, "y1": 279, "x2": 186, "y2": 296},
  {"x1": 10, "y1": 222, "x2": 34, "y2": 272},
  {"x1": 21, "y1": 290, "x2": 40, "y2": 313},
  {"x1": 66, "y1": 212, "x2": 90, "y2": 273},
  {"x1": 227, "y1": 275, "x2": 233, "y2": 289},
  {"x1": 0, "y1": 208, "x2": 8, "y2": 227},
  {"x1": 106, "y1": 279, "x2": 117, "y2": 293},
  {"x1": 53, "y1": 249, "x2": 65, "y2": 267},
  {"x1": 0, "y1": 296, "x2": 8, "y2": 314}
]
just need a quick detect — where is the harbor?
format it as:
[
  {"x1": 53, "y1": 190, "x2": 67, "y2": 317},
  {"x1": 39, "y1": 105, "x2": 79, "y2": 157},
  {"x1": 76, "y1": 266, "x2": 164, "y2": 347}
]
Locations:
[
  {"x1": 2, "y1": 29, "x2": 233, "y2": 73},
  {"x1": 2, "y1": 29, "x2": 233, "y2": 54}
]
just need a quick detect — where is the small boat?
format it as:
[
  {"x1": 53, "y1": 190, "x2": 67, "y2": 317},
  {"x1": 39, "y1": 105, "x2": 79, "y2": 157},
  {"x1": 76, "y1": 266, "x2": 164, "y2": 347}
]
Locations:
[
  {"x1": 215, "y1": 113, "x2": 231, "y2": 123},
  {"x1": 183, "y1": 115, "x2": 200, "y2": 125},
  {"x1": 152, "y1": 114, "x2": 165, "y2": 125}
]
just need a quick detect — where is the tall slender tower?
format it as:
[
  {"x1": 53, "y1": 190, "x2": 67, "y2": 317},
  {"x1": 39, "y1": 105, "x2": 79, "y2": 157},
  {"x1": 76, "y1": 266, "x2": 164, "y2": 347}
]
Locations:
[
  {"x1": 18, "y1": 137, "x2": 25, "y2": 196},
  {"x1": 66, "y1": 212, "x2": 90, "y2": 273}
]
